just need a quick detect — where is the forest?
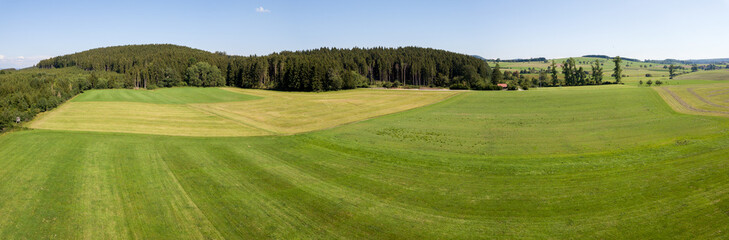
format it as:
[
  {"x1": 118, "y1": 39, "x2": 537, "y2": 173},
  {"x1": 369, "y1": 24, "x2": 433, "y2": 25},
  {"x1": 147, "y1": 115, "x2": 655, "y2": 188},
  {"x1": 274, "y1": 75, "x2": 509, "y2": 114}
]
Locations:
[
  {"x1": 0, "y1": 68, "x2": 126, "y2": 131},
  {"x1": 37, "y1": 44, "x2": 501, "y2": 92},
  {"x1": 1, "y1": 44, "x2": 510, "y2": 131}
]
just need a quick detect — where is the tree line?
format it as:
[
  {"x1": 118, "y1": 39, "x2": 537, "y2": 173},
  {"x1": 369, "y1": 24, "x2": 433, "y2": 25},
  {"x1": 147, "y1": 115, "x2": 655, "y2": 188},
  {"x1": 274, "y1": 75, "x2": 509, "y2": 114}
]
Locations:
[
  {"x1": 0, "y1": 68, "x2": 125, "y2": 132},
  {"x1": 38, "y1": 44, "x2": 513, "y2": 91}
]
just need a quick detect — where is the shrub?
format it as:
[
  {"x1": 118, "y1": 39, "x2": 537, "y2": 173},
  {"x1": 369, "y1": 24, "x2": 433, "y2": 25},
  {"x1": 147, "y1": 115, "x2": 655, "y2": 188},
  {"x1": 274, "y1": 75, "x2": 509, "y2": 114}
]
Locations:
[{"x1": 449, "y1": 83, "x2": 469, "y2": 90}]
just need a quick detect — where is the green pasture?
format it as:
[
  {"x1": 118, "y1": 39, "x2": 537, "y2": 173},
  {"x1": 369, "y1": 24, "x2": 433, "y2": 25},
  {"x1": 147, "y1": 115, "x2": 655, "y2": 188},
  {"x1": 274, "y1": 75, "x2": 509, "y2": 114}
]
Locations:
[
  {"x1": 2, "y1": 85, "x2": 729, "y2": 238},
  {"x1": 71, "y1": 88, "x2": 261, "y2": 104}
]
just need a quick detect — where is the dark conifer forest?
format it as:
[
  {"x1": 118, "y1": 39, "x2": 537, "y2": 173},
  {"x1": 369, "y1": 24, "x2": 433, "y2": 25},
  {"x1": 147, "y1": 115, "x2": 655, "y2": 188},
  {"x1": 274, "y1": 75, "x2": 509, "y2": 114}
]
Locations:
[{"x1": 37, "y1": 44, "x2": 496, "y2": 91}]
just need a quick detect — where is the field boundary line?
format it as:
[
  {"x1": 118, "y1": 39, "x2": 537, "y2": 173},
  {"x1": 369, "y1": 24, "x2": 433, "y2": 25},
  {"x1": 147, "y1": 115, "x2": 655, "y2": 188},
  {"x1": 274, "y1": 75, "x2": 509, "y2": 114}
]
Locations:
[
  {"x1": 289, "y1": 91, "x2": 465, "y2": 136},
  {"x1": 687, "y1": 88, "x2": 729, "y2": 109},
  {"x1": 184, "y1": 103, "x2": 278, "y2": 135}
]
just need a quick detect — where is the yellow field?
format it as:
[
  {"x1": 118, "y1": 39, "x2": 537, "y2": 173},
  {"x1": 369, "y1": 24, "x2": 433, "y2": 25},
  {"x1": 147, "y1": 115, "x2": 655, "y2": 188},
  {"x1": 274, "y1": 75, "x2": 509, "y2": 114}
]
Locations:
[{"x1": 30, "y1": 88, "x2": 458, "y2": 136}]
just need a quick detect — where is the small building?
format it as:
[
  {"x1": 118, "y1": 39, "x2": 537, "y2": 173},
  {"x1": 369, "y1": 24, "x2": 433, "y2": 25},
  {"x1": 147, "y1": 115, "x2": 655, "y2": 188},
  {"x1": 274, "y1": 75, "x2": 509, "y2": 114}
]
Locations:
[
  {"x1": 497, "y1": 83, "x2": 508, "y2": 90},
  {"x1": 15, "y1": 117, "x2": 21, "y2": 124}
]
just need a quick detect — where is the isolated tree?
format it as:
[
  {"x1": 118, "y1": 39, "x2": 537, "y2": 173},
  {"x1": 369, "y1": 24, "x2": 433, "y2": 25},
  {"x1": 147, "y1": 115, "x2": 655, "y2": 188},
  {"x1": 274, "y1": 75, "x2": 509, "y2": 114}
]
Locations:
[
  {"x1": 613, "y1": 56, "x2": 623, "y2": 84},
  {"x1": 646, "y1": 80, "x2": 653, "y2": 86},
  {"x1": 550, "y1": 60, "x2": 559, "y2": 86},
  {"x1": 639, "y1": 80, "x2": 643, "y2": 85},
  {"x1": 591, "y1": 59, "x2": 603, "y2": 84},
  {"x1": 669, "y1": 64, "x2": 677, "y2": 79}
]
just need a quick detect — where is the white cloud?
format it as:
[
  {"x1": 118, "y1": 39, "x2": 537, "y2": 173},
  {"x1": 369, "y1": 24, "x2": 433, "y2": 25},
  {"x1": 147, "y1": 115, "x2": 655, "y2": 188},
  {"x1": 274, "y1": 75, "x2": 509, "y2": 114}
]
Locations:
[
  {"x1": 0, "y1": 55, "x2": 50, "y2": 69},
  {"x1": 256, "y1": 6, "x2": 270, "y2": 13}
]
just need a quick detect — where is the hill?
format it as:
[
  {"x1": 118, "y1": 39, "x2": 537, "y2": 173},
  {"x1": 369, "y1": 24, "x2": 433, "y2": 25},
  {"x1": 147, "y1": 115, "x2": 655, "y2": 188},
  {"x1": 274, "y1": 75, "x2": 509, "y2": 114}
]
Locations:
[{"x1": 38, "y1": 44, "x2": 495, "y2": 91}]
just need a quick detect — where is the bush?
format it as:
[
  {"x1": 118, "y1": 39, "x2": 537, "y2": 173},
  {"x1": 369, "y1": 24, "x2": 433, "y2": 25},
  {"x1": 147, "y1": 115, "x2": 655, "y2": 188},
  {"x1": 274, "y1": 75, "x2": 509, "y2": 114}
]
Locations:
[
  {"x1": 645, "y1": 74, "x2": 652, "y2": 77},
  {"x1": 507, "y1": 85, "x2": 518, "y2": 90},
  {"x1": 449, "y1": 83, "x2": 469, "y2": 90}
]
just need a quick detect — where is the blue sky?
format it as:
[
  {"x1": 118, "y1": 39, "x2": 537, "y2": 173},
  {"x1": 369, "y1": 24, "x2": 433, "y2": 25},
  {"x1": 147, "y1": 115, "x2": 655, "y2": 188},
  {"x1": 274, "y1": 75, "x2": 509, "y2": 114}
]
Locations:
[{"x1": 1, "y1": 0, "x2": 728, "y2": 69}]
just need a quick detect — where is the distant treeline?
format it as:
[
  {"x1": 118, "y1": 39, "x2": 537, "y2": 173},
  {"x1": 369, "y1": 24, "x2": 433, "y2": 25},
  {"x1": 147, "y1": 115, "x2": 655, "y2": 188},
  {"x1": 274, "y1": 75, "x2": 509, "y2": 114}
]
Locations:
[
  {"x1": 491, "y1": 57, "x2": 548, "y2": 63},
  {"x1": 645, "y1": 58, "x2": 729, "y2": 65},
  {"x1": 582, "y1": 55, "x2": 729, "y2": 65},
  {"x1": 37, "y1": 44, "x2": 509, "y2": 92},
  {"x1": 582, "y1": 55, "x2": 642, "y2": 62}
]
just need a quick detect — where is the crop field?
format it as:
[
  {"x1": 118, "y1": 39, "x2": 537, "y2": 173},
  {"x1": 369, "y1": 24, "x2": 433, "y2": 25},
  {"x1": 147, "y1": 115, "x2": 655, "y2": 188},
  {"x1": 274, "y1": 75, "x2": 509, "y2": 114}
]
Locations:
[
  {"x1": 29, "y1": 88, "x2": 457, "y2": 136},
  {"x1": 2, "y1": 85, "x2": 729, "y2": 239}
]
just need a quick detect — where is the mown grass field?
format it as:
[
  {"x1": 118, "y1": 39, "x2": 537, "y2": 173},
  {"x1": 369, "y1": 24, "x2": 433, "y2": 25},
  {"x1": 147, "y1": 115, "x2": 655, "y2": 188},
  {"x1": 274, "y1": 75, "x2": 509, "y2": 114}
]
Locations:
[
  {"x1": 72, "y1": 87, "x2": 262, "y2": 104},
  {"x1": 2, "y1": 85, "x2": 729, "y2": 238},
  {"x1": 29, "y1": 88, "x2": 457, "y2": 136}
]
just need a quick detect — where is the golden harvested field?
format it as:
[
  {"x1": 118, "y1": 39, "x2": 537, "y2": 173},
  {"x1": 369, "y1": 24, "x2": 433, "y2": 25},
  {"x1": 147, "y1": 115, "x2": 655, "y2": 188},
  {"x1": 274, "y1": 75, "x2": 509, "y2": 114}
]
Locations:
[{"x1": 29, "y1": 88, "x2": 458, "y2": 136}]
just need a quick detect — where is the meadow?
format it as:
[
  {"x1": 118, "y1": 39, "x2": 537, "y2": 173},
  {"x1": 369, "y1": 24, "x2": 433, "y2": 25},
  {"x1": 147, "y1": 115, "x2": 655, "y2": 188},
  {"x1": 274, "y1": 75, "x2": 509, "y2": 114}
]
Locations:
[
  {"x1": 2, "y1": 84, "x2": 729, "y2": 238},
  {"x1": 30, "y1": 88, "x2": 456, "y2": 136}
]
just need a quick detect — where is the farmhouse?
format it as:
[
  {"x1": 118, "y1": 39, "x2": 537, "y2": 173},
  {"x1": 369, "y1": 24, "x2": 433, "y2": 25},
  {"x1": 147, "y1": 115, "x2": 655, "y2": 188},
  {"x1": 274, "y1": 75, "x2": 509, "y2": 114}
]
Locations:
[{"x1": 497, "y1": 83, "x2": 508, "y2": 90}]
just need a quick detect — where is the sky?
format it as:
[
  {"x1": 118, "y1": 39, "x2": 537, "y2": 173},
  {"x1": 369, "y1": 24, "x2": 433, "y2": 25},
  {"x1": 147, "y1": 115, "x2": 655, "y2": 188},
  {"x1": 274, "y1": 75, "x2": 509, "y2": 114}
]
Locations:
[{"x1": 1, "y1": 0, "x2": 728, "y2": 69}]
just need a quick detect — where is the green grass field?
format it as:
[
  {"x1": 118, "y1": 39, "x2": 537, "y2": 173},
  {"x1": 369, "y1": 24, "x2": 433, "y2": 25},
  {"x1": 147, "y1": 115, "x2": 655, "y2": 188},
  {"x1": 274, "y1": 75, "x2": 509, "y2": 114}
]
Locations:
[
  {"x1": 3, "y1": 85, "x2": 729, "y2": 238},
  {"x1": 72, "y1": 87, "x2": 262, "y2": 104}
]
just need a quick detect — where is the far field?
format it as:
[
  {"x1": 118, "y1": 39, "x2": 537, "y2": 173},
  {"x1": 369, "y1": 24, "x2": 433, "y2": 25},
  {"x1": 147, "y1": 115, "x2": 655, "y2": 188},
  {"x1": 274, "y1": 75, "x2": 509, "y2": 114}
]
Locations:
[
  {"x1": 490, "y1": 57, "x2": 729, "y2": 86},
  {"x1": 2, "y1": 83, "x2": 729, "y2": 238},
  {"x1": 30, "y1": 88, "x2": 457, "y2": 136}
]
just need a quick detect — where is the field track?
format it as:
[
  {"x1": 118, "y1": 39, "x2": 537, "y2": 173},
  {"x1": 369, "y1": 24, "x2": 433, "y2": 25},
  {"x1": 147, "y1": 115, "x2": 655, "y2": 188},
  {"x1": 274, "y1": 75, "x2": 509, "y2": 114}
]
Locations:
[{"x1": 656, "y1": 83, "x2": 729, "y2": 117}]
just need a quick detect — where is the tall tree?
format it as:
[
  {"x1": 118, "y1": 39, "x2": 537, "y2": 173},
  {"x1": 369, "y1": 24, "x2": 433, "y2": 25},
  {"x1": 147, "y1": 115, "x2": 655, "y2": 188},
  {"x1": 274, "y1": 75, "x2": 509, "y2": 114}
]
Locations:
[
  {"x1": 538, "y1": 71, "x2": 548, "y2": 87},
  {"x1": 492, "y1": 63, "x2": 503, "y2": 85},
  {"x1": 612, "y1": 56, "x2": 623, "y2": 84},
  {"x1": 562, "y1": 58, "x2": 576, "y2": 86},
  {"x1": 669, "y1": 64, "x2": 676, "y2": 79},
  {"x1": 550, "y1": 60, "x2": 559, "y2": 86},
  {"x1": 591, "y1": 59, "x2": 603, "y2": 85}
]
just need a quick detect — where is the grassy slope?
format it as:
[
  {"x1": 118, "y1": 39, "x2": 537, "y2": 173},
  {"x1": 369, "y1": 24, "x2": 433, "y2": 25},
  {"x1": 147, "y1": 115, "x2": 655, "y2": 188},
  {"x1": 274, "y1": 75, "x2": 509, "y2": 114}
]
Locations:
[
  {"x1": 318, "y1": 86, "x2": 726, "y2": 155},
  {"x1": 29, "y1": 88, "x2": 457, "y2": 136},
  {"x1": 2, "y1": 86, "x2": 729, "y2": 238}
]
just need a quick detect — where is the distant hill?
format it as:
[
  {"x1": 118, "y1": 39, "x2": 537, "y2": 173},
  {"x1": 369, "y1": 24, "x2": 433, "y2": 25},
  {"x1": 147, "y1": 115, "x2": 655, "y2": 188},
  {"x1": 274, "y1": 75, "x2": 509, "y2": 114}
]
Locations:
[
  {"x1": 480, "y1": 55, "x2": 729, "y2": 65},
  {"x1": 38, "y1": 44, "x2": 493, "y2": 91}
]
